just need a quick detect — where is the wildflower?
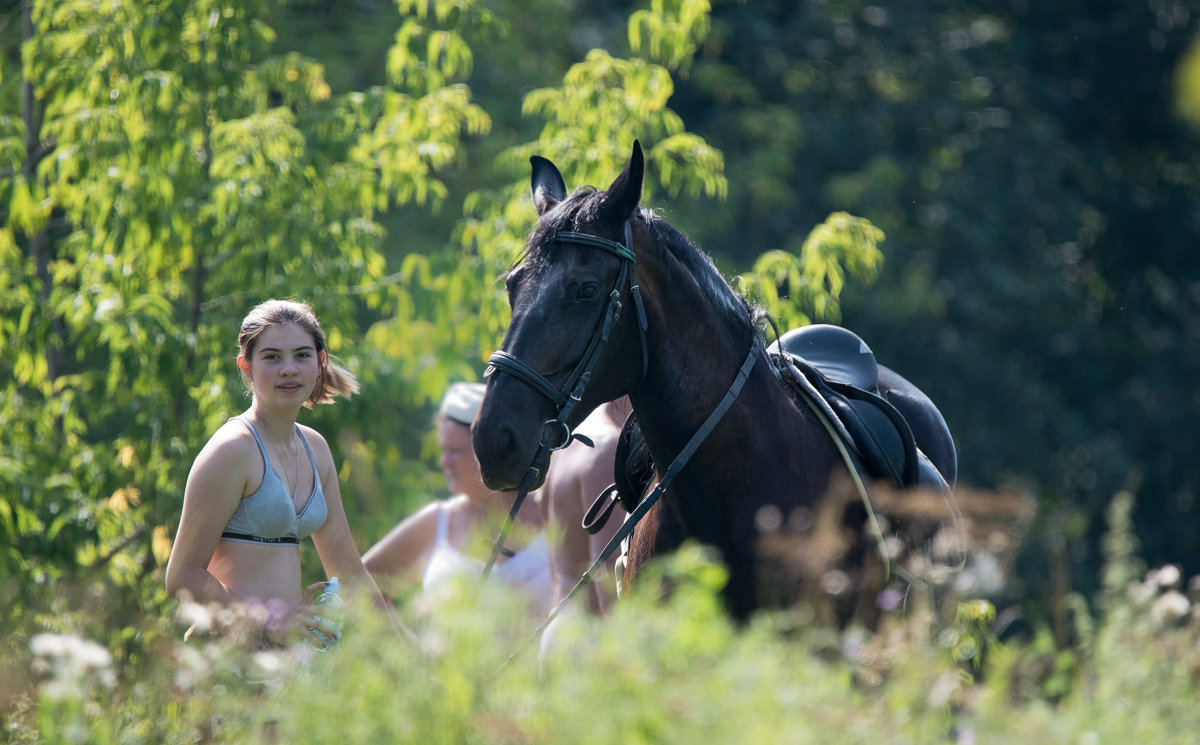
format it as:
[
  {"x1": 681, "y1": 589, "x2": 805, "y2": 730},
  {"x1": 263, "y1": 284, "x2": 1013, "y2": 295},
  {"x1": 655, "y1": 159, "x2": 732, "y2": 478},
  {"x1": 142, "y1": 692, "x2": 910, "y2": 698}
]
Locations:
[
  {"x1": 173, "y1": 645, "x2": 211, "y2": 692},
  {"x1": 840, "y1": 627, "x2": 869, "y2": 659},
  {"x1": 29, "y1": 633, "x2": 116, "y2": 699},
  {"x1": 178, "y1": 600, "x2": 214, "y2": 637},
  {"x1": 1129, "y1": 578, "x2": 1157, "y2": 605},
  {"x1": 931, "y1": 525, "x2": 968, "y2": 562},
  {"x1": 251, "y1": 649, "x2": 288, "y2": 675},
  {"x1": 820, "y1": 569, "x2": 851, "y2": 596},
  {"x1": 1150, "y1": 590, "x2": 1190, "y2": 629},
  {"x1": 876, "y1": 587, "x2": 905, "y2": 611},
  {"x1": 953, "y1": 552, "x2": 1005, "y2": 595},
  {"x1": 30, "y1": 633, "x2": 113, "y2": 672},
  {"x1": 1146, "y1": 564, "x2": 1182, "y2": 589},
  {"x1": 927, "y1": 671, "x2": 959, "y2": 707}
]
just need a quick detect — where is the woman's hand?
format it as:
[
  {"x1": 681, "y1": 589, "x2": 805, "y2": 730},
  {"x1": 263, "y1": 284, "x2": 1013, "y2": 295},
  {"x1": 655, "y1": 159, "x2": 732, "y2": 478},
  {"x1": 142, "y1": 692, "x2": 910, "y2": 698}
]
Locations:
[{"x1": 262, "y1": 581, "x2": 340, "y2": 648}]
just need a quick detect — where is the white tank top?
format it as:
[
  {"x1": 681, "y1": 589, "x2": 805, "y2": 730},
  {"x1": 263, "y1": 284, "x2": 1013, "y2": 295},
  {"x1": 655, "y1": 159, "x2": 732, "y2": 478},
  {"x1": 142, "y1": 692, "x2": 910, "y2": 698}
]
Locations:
[{"x1": 421, "y1": 503, "x2": 554, "y2": 616}]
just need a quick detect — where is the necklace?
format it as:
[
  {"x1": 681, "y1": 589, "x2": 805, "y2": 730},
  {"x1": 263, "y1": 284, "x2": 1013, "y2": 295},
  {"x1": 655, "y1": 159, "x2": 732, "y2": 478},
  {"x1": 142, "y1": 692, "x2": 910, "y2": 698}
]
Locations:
[{"x1": 258, "y1": 423, "x2": 301, "y2": 500}]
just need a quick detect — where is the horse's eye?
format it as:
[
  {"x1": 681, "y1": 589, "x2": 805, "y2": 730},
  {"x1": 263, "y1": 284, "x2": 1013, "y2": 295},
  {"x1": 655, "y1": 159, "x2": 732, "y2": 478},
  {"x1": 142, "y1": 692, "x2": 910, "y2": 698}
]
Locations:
[{"x1": 576, "y1": 282, "x2": 600, "y2": 301}]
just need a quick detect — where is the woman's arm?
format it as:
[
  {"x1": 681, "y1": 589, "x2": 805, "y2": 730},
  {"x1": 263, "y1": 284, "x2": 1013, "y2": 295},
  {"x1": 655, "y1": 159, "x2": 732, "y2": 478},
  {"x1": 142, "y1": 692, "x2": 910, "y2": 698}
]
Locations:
[
  {"x1": 306, "y1": 427, "x2": 416, "y2": 643},
  {"x1": 360, "y1": 500, "x2": 441, "y2": 587},
  {"x1": 165, "y1": 425, "x2": 250, "y2": 604}
]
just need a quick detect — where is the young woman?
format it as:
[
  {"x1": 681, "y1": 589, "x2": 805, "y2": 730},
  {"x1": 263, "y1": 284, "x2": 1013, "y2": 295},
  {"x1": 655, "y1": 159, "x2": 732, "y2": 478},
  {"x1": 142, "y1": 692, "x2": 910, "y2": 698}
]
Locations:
[
  {"x1": 166, "y1": 299, "x2": 398, "y2": 648},
  {"x1": 363, "y1": 382, "x2": 553, "y2": 617}
]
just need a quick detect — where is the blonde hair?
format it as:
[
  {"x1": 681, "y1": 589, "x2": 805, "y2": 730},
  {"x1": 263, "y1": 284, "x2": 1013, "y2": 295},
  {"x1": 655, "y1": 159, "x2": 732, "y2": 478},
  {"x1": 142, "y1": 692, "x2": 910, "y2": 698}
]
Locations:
[{"x1": 237, "y1": 299, "x2": 359, "y2": 407}]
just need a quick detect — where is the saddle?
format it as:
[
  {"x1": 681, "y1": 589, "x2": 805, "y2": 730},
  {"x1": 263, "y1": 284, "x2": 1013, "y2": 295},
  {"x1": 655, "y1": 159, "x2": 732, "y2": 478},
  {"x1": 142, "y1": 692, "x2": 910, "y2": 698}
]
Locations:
[
  {"x1": 768, "y1": 324, "x2": 951, "y2": 495},
  {"x1": 582, "y1": 324, "x2": 953, "y2": 536}
]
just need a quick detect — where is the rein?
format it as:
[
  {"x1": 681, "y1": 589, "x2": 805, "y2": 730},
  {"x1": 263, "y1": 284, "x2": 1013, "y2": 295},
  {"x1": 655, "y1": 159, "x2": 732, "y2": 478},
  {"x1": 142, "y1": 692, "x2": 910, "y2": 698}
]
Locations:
[
  {"x1": 490, "y1": 342, "x2": 760, "y2": 675},
  {"x1": 480, "y1": 220, "x2": 648, "y2": 580}
]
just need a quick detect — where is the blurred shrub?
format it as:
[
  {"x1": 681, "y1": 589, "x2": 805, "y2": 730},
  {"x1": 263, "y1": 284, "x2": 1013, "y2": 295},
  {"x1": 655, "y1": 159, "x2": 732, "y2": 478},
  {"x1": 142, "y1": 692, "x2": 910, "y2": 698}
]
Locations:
[{"x1": 6, "y1": 500, "x2": 1200, "y2": 744}]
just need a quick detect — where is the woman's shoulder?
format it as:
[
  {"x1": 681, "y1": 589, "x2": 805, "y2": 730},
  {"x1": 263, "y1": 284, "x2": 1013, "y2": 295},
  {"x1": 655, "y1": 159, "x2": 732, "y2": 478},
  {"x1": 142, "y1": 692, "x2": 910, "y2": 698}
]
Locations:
[
  {"x1": 296, "y1": 422, "x2": 333, "y2": 460},
  {"x1": 437, "y1": 494, "x2": 471, "y2": 522},
  {"x1": 391, "y1": 497, "x2": 456, "y2": 537},
  {"x1": 198, "y1": 418, "x2": 258, "y2": 459},
  {"x1": 187, "y1": 419, "x2": 260, "y2": 488}
]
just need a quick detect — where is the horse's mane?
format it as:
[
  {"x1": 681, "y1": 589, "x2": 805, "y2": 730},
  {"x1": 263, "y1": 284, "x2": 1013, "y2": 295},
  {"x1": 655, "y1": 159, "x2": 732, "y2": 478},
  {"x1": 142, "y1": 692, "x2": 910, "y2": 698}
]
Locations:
[{"x1": 642, "y1": 212, "x2": 756, "y2": 327}]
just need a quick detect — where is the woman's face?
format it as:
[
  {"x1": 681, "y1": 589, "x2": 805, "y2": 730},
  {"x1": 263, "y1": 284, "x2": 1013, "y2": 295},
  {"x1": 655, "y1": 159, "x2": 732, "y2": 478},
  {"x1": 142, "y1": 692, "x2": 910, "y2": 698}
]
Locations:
[
  {"x1": 240, "y1": 323, "x2": 321, "y2": 409},
  {"x1": 437, "y1": 418, "x2": 487, "y2": 498}
]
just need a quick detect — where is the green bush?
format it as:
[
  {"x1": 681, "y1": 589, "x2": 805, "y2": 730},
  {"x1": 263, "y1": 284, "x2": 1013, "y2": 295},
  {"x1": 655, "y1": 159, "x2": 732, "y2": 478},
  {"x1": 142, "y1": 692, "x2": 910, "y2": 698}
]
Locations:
[{"x1": 6, "y1": 523, "x2": 1200, "y2": 745}]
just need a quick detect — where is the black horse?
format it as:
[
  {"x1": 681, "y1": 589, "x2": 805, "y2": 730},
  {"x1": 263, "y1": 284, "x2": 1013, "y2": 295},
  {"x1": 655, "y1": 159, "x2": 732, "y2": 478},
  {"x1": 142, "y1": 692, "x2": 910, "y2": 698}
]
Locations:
[{"x1": 473, "y1": 141, "x2": 956, "y2": 621}]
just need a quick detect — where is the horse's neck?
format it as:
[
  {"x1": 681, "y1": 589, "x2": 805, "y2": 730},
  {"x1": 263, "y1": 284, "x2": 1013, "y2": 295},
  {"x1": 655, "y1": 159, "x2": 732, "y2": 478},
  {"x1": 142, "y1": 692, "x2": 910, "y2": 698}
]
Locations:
[
  {"x1": 628, "y1": 353, "x2": 776, "y2": 548},
  {"x1": 633, "y1": 333, "x2": 755, "y2": 441},
  {"x1": 630, "y1": 246, "x2": 760, "y2": 464},
  {"x1": 630, "y1": 333, "x2": 835, "y2": 537}
]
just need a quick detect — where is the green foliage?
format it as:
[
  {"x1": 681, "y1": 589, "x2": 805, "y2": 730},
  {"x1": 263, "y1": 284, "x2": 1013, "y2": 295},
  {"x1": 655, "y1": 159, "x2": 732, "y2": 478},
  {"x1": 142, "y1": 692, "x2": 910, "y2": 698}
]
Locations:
[
  {"x1": 1177, "y1": 40, "x2": 1200, "y2": 131},
  {"x1": 630, "y1": 0, "x2": 711, "y2": 76},
  {"x1": 0, "y1": 0, "x2": 488, "y2": 639},
  {"x1": 9, "y1": 539, "x2": 1200, "y2": 744},
  {"x1": 739, "y1": 211, "x2": 883, "y2": 329},
  {"x1": 403, "y1": 0, "x2": 734, "y2": 384}
]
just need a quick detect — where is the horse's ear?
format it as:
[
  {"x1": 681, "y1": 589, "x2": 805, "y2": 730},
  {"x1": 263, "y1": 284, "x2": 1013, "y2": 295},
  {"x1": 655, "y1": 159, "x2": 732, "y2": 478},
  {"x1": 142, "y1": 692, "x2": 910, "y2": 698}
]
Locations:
[
  {"x1": 601, "y1": 140, "x2": 644, "y2": 223},
  {"x1": 531, "y1": 155, "x2": 568, "y2": 216}
]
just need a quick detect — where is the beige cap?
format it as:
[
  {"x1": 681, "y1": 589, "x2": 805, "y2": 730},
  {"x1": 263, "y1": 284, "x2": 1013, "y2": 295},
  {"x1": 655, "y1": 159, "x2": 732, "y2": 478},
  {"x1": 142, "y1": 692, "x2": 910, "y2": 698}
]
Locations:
[{"x1": 439, "y1": 382, "x2": 486, "y2": 426}]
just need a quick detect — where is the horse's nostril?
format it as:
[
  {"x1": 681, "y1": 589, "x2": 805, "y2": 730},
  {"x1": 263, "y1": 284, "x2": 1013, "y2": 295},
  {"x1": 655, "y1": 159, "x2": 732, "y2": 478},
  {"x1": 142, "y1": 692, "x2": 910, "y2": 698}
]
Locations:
[
  {"x1": 474, "y1": 422, "x2": 521, "y2": 488},
  {"x1": 492, "y1": 426, "x2": 515, "y2": 462}
]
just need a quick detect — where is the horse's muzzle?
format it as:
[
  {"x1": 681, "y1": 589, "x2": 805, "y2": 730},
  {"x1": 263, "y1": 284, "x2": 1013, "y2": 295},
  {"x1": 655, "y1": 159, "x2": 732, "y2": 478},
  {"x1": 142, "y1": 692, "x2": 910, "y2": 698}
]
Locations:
[{"x1": 472, "y1": 418, "x2": 547, "y2": 491}]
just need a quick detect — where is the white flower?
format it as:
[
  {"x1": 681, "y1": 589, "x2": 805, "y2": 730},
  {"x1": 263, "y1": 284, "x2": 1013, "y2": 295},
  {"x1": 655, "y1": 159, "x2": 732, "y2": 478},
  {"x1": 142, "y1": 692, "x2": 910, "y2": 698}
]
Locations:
[
  {"x1": 29, "y1": 632, "x2": 116, "y2": 698},
  {"x1": 1147, "y1": 564, "x2": 1182, "y2": 589},
  {"x1": 30, "y1": 633, "x2": 71, "y2": 658},
  {"x1": 927, "y1": 672, "x2": 959, "y2": 707},
  {"x1": 30, "y1": 633, "x2": 112, "y2": 672},
  {"x1": 173, "y1": 646, "x2": 212, "y2": 691},
  {"x1": 252, "y1": 649, "x2": 287, "y2": 675},
  {"x1": 1151, "y1": 590, "x2": 1190, "y2": 628},
  {"x1": 177, "y1": 601, "x2": 214, "y2": 636}
]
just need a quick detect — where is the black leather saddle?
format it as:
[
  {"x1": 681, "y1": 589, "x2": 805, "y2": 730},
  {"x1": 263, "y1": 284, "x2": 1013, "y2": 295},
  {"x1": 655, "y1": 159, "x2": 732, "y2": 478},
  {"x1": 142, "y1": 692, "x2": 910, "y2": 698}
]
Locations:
[
  {"x1": 583, "y1": 324, "x2": 955, "y2": 535},
  {"x1": 768, "y1": 324, "x2": 952, "y2": 495}
]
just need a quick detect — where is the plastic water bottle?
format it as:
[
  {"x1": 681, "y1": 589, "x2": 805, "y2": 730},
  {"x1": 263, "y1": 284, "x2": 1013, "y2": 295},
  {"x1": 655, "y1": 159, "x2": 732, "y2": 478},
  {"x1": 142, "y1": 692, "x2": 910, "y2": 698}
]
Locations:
[{"x1": 309, "y1": 577, "x2": 344, "y2": 651}]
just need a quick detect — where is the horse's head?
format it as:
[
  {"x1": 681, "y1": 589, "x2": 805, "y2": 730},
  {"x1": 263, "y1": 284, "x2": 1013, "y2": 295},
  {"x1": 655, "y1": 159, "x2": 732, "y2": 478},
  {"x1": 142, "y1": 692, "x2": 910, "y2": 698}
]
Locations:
[{"x1": 473, "y1": 141, "x2": 652, "y2": 490}]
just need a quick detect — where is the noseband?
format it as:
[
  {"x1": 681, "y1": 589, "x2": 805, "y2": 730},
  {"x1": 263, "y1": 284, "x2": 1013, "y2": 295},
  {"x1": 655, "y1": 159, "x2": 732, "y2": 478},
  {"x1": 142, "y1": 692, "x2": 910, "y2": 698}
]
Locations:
[{"x1": 485, "y1": 219, "x2": 649, "y2": 454}]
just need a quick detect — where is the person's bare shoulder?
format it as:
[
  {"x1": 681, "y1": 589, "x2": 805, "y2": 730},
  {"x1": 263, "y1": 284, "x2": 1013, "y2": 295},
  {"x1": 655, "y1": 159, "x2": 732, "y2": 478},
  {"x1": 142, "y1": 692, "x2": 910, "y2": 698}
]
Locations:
[
  {"x1": 362, "y1": 497, "x2": 453, "y2": 576},
  {"x1": 296, "y1": 422, "x2": 337, "y2": 476},
  {"x1": 189, "y1": 419, "x2": 259, "y2": 487}
]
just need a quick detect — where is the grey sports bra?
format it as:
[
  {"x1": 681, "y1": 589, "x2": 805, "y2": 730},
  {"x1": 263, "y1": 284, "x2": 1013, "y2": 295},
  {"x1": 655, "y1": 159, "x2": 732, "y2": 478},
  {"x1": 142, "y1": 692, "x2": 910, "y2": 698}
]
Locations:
[{"x1": 220, "y1": 416, "x2": 327, "y2": 545}]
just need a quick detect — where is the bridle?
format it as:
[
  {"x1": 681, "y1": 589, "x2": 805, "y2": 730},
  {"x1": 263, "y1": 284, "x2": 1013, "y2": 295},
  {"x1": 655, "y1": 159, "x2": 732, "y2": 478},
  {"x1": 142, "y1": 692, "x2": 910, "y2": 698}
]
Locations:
[{"x1": 480, "y1": 219, "x2": 648, "y2": 576}]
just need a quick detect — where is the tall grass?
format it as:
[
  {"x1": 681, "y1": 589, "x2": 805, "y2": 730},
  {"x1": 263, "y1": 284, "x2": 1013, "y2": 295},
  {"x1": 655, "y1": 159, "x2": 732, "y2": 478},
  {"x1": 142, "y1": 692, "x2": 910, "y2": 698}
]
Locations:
[{"x1": 5, "y1": 493, "x2": 1200, "y2": 744}]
